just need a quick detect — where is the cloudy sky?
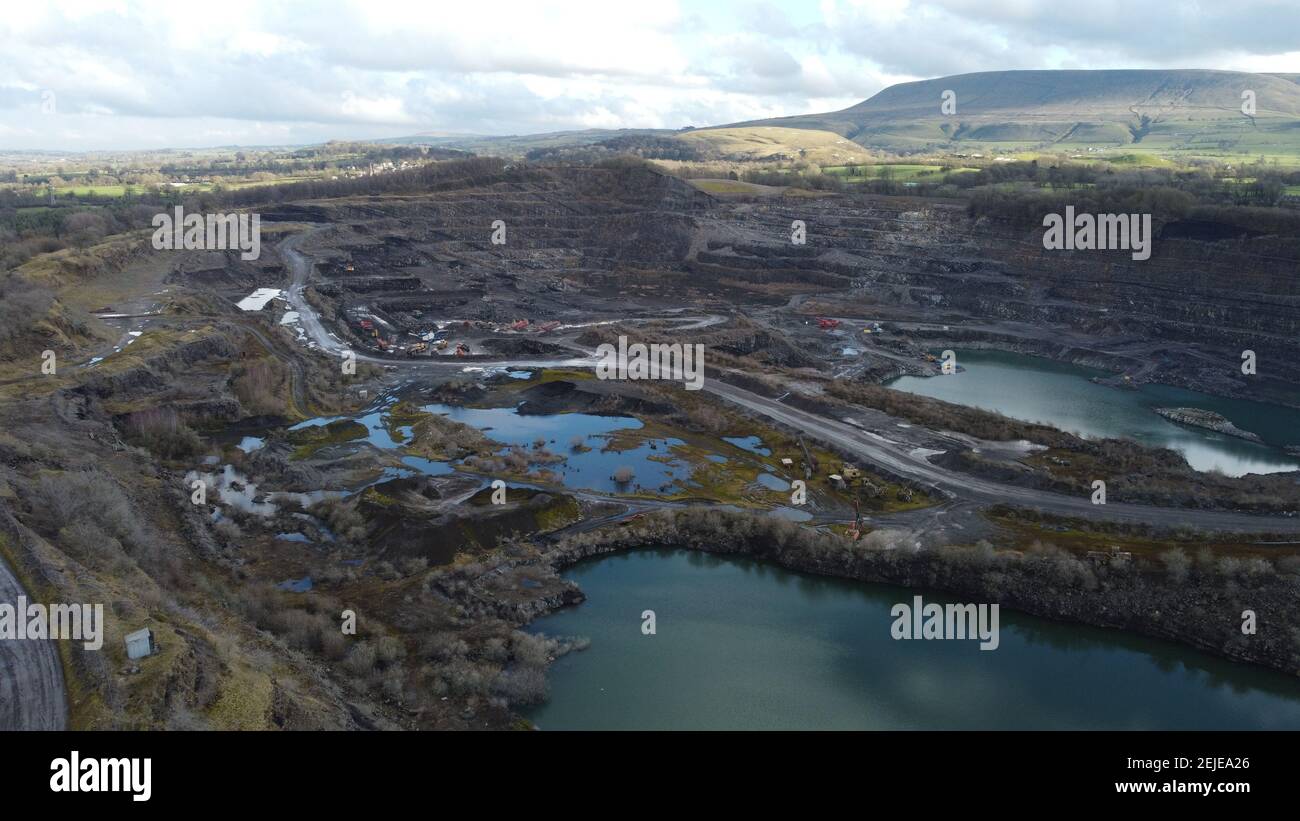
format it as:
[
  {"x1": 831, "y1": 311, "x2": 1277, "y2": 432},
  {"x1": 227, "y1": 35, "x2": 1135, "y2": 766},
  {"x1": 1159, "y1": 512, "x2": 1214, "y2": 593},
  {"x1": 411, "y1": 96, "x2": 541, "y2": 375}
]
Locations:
[{"x1": 2, "y1": 0, "x2": 1298, "y2": 151}]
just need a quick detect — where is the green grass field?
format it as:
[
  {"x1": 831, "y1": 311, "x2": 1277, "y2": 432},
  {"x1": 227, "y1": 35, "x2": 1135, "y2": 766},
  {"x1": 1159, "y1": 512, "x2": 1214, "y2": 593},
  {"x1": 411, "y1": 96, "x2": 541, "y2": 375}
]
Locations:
[
  {"x1": 822, "y1": 163, "x2": 978, "y2": 181},
  {"x1": 679, "y1": 126, "x2": 875, "y2": 165},
  {"x1": 4, "y1": 174, "x2": 327, "y2": 201},
  {"x1": 691, "y1": 179, "x2": 770, "y2": 194},
  {"x1": 59, "y1": 184, "x2": 129, "y2": 197}
]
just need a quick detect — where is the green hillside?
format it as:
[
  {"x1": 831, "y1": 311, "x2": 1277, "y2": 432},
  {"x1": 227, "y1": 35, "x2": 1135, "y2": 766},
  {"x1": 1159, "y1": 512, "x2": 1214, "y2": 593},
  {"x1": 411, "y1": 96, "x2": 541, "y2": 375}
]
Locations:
[{"x1": 720, "y1": 69, "x2": 1300, "y2": 159}]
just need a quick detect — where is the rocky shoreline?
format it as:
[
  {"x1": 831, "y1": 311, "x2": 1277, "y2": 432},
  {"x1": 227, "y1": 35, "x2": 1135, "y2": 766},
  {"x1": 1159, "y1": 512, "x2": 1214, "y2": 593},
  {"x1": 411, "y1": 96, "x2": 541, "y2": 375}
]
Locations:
[
  {"x1": 523, "y1": 509, "x2": 1300, "y2": 681},
  {"x1": 899, "y1": 330, "x2": 1300, "y2": 411}
]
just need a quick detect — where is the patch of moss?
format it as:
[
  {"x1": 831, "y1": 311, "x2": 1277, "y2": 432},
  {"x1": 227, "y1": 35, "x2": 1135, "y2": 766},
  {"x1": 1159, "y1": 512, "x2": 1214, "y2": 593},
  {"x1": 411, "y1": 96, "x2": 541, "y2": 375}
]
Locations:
[
  {"x1": 476, "y1": 368, "x2": 594, "y2": 402},
  {"x1": 205, "y1": 663, "x2": 274, "y2": 730},
  {"x1": 360, "y1": 486, "x2": 400, "y2": 508},
  {"x1": 466, "y1": 485, "x2": 535, "y2": 507},
  {"x1": 534, "y1": 494, "x2": 582, "y2": 531},
  {"x1": 986, "y1": 509, "x2": 1293, "y2": 562},
  {"x1": 386, "y1": 402, "x2": 497, "y2": 461},
  {"x1": 287, "y1": 419, "x2": 368, "y2": 459}
]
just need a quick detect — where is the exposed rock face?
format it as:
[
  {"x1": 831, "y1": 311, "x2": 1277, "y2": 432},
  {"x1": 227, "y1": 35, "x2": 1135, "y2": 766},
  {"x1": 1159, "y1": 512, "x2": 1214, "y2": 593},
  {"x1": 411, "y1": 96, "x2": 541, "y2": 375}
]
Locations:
[
  {"x1": 689, "y1": 194, "x2": 1300, "y2": 405},
  {"x1": 357, "y1": 479, "x2": 581, "y2": 565},
  {"x1": 514, "y1": 379, "x2": 672, "y2": 417},
  {"x1": 288, "y1": 160, "x2": 1300, "y2": 407},
  {"x1": 543, "y1": 508, "x2": 1300, "y2": 678},
  {"x1": 1154, "y1": 407, "x2": 1262, "y2": 443}
]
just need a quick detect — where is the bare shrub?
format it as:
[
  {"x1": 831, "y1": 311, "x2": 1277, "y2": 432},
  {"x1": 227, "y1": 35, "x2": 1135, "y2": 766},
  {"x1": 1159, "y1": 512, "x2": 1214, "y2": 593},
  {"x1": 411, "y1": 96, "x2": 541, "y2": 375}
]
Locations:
[
  {"x1": 374, "y1": 635, "x2": 406, "y2": 666},
  {"x1": 122, "y1": 407, "x2": 203, "y2": 460},
  {"x1": 312, "y1": 498, "x2": 366, "y2": 544},
  {"x1": 320, "y1": 630, "x2": 348, "y2": 661},
  {"x1": 503, "y1": 447, "x2": 530, "y2": 471},
  {"x1": 267, "y1": 608, "x2": 332, "y2": 652},
  {"x1": 511, "y1": 632, "x2": 552, "y2": 667},
  {"x1": 1159, "y1": 549, "x2": 1191, "y2": 584},
  {"x1": 64, "y1": 212, "x2": 108, "y2": 246},
  {"x1": 213, "y1": 519, "x2": 243, "y2": 543},
  {"x1": 56, "y1": 520, "x2": 124, "y2": 564},
  {"x1": 32, "y1": 470, "x2": 160, "y2": 563},
  {"x1": 492, "y1": 666, "x2": 548, "y2": 705},
  {"x1": 1276, "y1": 555, "x2": 1300, "y2": 576},
  {"x1": 232, "y1": 357, "x2": 287, "y2": 416},
  {"x1": 0, "y1": 277, "x2": 54, "y2": 345},
  {"x1": 400, "y1": 557, "x2": 428, "y2": 576},
  {"x1": 1217, "y1": 556, "x2": 1245, "y2": 578},
  {"x1": 481, "y1": 636, "x2": 509, "y2": 663},
  {"x1": 343, "y1": 641, "x2": 378, "y2": 676},
  {"x1": 420, "y1": 633, "x2": 469, "y2": 662},
  {"x1": 1195, "y1": 546, "x2": 1215, "y2": 569}
]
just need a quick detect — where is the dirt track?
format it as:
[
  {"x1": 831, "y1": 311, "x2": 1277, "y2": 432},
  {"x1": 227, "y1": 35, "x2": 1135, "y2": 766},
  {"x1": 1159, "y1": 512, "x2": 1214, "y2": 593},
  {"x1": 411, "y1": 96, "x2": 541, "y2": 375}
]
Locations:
[
  {"x1": 703, "y1": 379, "x2": 1300, "y2": 534},
  {"x1": 280, "y1": 228, "x2": 1300, "y2": 536},
  {"x1": 0, "y1": 555, "x2": 68, "y2": 730}
]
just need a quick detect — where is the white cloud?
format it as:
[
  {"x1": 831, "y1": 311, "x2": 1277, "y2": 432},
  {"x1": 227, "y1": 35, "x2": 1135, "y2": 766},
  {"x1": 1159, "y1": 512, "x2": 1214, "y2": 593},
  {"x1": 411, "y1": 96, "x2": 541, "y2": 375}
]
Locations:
[{"x1": 0, "y1": 0, "x2": 1295, "y2": 150}]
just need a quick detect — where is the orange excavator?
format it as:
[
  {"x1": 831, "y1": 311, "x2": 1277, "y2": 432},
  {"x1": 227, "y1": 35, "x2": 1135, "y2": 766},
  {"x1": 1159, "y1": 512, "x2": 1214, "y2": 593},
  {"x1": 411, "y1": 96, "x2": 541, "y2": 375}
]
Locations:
[
  {"x1": 845, "y1": 496, "x2": 863, "y2": 541},
  {"x1": 816, "y1": 317, "x2": 840, "y2": 330}
]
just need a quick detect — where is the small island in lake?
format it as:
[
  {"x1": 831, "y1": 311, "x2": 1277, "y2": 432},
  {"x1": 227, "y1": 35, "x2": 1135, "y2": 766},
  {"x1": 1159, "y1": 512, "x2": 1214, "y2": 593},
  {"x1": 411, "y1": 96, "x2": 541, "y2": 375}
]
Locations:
[{"x1": 1154, "y1": 407, "x2": 1261, "y2": 443}]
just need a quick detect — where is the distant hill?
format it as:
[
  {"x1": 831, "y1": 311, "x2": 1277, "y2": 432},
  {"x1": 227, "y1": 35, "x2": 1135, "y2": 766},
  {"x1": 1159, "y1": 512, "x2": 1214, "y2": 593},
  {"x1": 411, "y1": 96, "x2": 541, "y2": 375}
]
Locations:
[
  {"x1": 675, "y1": 126, "x2": 875, "y2": 164},
  {"x1": 378, "y1": 128, "x2": 674, "y2": 157},
  {"x1": 720, "y1": 69, "x2": 1300, "y2": 155}
]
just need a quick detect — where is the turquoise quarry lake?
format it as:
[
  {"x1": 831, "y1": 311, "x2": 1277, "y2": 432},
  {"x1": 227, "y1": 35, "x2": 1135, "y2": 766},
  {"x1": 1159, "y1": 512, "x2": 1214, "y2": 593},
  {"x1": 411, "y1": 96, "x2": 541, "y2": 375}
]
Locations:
[
  {"x1": 526, "y1": 549, "x2": 1300, "y2": 730},
  {"x1": 886, "y1": 350, "x2": 1300, "y2": 477}
]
